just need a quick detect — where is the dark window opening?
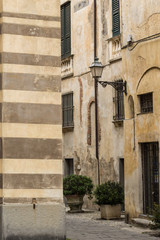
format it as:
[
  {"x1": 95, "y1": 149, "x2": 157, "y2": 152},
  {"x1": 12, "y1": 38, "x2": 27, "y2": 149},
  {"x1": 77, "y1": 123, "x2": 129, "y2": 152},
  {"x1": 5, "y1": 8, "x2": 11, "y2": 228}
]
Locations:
[
  {"x1": 112, "y1": 0, "x2": 120, "y2": 37},
  {"x1": 64, "y1": 158, "x2": 74, "y2": 176},
  {"x1": 62, "y1": 92, "x2": 74, "y2": 128},
  {"x1": 119, "y1": 158, "x2": 125, "y2": 211},
  {"x1": 140, "y1": 93, "x2": 153, "y2": 114},
  {"x1": 113, "y1": 80, "x2": 124, "y2": 121},
  {"x1": 61, "y1": 2, "x2": 71, "y2": 59},
  {"x1": 141, "y1": 142, "x2": 159, "y2": 214}
]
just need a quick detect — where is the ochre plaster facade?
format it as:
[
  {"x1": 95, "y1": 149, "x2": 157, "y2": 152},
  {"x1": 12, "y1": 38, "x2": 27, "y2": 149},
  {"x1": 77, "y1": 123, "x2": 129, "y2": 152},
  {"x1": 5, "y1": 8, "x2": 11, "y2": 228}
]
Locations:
[{"x1": 62, "y1": 0, "x2": 160, "y2": 218}]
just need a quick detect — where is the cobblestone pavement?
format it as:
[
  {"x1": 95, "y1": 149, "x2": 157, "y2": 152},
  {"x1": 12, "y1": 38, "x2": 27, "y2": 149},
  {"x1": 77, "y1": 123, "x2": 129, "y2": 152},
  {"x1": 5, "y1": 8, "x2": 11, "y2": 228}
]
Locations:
[{"x1": 66, "y1": 210, "x2": 159, "y2": 240}]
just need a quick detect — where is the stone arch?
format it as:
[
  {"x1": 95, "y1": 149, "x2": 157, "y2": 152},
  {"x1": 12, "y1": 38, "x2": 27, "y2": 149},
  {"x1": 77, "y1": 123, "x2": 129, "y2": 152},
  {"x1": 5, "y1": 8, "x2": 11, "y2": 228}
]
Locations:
[{"x1": 136, "y1": 66, "x2": 160, "y2": 92}]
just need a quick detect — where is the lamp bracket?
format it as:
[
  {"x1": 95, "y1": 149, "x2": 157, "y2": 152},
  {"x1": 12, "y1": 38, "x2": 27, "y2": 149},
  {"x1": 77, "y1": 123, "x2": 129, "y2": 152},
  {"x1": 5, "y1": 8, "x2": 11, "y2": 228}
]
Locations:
[{"x1": 98, "y1": 80, "x2": 127, "y2": 95}]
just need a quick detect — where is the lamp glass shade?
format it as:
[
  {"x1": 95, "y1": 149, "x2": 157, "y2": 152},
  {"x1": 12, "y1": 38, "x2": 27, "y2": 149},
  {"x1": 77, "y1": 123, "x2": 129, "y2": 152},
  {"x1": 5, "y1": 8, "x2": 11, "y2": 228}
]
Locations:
[{"x1": 90, "y1": 59, "x2": 103, "y2": 78}]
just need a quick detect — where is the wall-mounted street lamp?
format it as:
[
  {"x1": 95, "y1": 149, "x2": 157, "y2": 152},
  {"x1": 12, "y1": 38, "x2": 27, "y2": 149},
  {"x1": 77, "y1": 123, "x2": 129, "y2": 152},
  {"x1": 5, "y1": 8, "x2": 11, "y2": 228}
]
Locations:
[
  {"x1": 90, "y1": 58, "x2": 104, "y2": 79},
  {"x1": 89, "y1": 58, "x2": 127, "y2": 186},
  {"x1": 90, "y1": 58, "x2": 127, "y2": 95}
]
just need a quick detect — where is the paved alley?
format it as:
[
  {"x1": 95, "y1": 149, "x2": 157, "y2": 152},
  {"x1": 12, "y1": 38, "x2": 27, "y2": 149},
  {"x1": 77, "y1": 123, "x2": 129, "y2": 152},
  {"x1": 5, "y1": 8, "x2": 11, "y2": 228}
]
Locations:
[{"x1": 66, "y1": 211, "x2": 159, "y2": 240}]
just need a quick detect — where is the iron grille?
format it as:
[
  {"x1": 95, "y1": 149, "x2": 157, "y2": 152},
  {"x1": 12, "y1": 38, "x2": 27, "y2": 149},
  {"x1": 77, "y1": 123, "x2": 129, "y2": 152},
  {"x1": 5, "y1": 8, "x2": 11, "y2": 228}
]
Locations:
[
  {"x1": 140, "y1": 93, "x2": 153, "y2": 113},
  {"x1": 141, "y1": 142, "x2": 159, "y2": 214},
  {"x1": 113, "y1": 81, "x2": 124, "y2": 121}
]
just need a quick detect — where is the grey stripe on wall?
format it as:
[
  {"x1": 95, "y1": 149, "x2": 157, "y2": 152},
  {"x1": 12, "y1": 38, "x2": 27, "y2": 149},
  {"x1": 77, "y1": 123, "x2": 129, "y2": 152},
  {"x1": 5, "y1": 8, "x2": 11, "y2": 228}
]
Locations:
[
  {"x1": 3, "y1": 102, "x2": 62, "y2": 125},
  {"x1": 3, "y1": 73, "x2": 61, "y2": 92},
  {"x1": 1, "y1": 52, "x2": 61, "y2": 67},
  {"x1": 1, "y1": 12, "x2": 60, "y2": 21},
  {"x1": 3, "y1": 138, "x2": 62, "y2": 159},
  {"x1": 1, "y1": 23, "x2": 60, "y2": 39},
  {"x1": 3, "y1": 174, "x2": 62, "y2": 189}
]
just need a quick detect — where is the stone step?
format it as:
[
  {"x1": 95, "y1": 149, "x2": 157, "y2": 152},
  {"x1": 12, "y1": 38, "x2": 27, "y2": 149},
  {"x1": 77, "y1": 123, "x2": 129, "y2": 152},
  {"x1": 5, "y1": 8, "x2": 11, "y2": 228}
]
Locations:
[{"x1": 131, "y1": 218, "x2": 153, "y2": 228}]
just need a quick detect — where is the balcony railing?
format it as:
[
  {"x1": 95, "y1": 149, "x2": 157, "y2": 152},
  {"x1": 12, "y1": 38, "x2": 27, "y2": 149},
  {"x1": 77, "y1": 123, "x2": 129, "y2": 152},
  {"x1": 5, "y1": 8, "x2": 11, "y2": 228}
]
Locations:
[{"x1": 61, "y1": 55, "x2": 74, "y2": 79}]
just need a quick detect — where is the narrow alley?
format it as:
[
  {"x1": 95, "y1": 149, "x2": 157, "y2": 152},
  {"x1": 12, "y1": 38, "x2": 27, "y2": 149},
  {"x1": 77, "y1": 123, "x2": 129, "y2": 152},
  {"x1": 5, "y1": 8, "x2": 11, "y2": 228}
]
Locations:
[{"x1": 66, "y1": 211, "x2": 159, "y2": 240}]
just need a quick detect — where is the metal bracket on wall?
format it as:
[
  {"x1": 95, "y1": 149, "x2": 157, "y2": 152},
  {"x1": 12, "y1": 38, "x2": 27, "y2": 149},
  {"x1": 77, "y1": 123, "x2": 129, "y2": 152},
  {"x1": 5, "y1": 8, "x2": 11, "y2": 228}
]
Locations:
[{"x1": 98, "y1": 80, "x2": 127, "y2": 95}]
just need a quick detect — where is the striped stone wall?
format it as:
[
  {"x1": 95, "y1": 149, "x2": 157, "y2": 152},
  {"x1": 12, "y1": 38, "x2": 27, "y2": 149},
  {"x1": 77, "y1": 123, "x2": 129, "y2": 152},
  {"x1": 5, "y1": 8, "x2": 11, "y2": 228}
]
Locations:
[{"x1": 0, "y1": 1, "x2": 65, "y2": 239}]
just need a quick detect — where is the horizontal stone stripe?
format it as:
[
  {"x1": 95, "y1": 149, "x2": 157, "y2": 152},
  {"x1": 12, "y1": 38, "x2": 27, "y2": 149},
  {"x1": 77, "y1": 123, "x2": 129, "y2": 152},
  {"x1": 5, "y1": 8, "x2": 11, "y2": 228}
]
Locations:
[
  {"x1": 1, "y1": 12, "x2": 60, "y2": 22},
  {"x1": 2, "y1": 123, "x2": 62, "y2": 139},
  {"x1": 3, "y1": 138, "x2": 62, "y2": 159},
  {"x1": 3, "y1": 174, "x2": 62, "y2": 189},
  {"x1": 3, "y1": 72, "x2": 61, "y2": 92},
  {"x1": 3, "y1": 102, "x2": 62, "y2": 125},
  {"x1": 2, "y1": 17, "x2": 60, "y2": 28},
  {"x1": 3, "y1": 197, "x2": 62, "y2": 204},
  {"x1": 3, "y1": 34, "x2": 60, "y2": 56},
  {"x1": 3, "y1": 90, "x2": 61, "y2": 105},
  {"x1": 1, "y1": 52, "x2": 61, "y2": 67},
  {"x1": 3, "y1": 64, "x2": 61, "y2": 75},
  {"x1": 3, "y1": 159, "x2": 62, "y2": 174},
  {"x1": 1, "y1": 23, "x2": 60, "y2": 39},
  {"x1": 3, "y1": 0, "x2": 60, "y2": 18},
  {"x1": 3, "y1": 189, "x2": 63, "y2": 199}
]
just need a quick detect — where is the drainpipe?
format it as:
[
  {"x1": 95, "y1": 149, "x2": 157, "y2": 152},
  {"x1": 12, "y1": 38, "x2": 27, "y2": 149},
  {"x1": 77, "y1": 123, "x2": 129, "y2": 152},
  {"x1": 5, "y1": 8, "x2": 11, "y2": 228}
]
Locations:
[{"x1": 94, "y1": 0, "x2": 100, "y2": 185}]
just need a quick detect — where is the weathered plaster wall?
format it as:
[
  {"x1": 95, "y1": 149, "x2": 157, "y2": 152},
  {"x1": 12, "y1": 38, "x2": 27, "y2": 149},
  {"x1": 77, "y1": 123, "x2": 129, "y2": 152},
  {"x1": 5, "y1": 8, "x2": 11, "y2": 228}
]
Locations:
[
  {"x1": 62, "y1": 0, "x2": 124, "y2": 209},
  {"x1": 122, "y1": 0, "x2": 160, "y2": 217}
]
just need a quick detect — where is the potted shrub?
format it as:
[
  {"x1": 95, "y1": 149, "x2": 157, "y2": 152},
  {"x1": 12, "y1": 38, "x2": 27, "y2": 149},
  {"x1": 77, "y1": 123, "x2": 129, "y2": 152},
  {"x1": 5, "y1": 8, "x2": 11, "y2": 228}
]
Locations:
[
  {"x1": 94, "y1": 181, "x2": 124, "y2": 219},
  {"x1": 63, "y1": 174, "x2": 93, "y2": 213}
]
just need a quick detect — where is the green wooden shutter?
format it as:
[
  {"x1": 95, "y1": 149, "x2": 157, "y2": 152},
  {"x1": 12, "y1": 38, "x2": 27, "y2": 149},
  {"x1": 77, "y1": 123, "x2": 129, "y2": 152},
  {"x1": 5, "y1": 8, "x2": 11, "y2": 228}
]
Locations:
[
  {"x1": 112, "y1": 0, "x2": 120, "y2": 36},
  {"x1": 61, "y1": 3, "x2": 71, "y2": 59},
  {"x1": 61, "y1": 7, "x2": 65, "y2": 58},
  {"x1": 65, "y1": 3, "x2": 71, "y2": 57}
]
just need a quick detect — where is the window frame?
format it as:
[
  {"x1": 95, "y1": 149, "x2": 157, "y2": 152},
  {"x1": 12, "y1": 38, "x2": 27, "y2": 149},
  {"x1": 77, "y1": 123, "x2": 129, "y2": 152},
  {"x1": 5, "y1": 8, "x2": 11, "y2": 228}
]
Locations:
[
  {"x1": 112, "y1": 0, "x2": 120, "y2": 37},
  {"x1": 61, "y1": 1, "x2": 71, "y2": 59},
  {"x1": 113, "y1": 80, "x2": 125, "y2": 121},
  {"x1": 62, "y1": 92, "x2": 74, "y2": 128},
  {"x1": 139, "y1": 92, "x2": 153, "y2": 114}
]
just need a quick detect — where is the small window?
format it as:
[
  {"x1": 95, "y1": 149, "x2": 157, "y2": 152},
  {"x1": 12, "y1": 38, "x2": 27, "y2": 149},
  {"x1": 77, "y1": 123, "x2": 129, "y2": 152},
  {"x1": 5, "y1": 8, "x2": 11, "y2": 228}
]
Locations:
[
  {"x1": 112, "y1": 0, "x2": 120, "y2": 37},
  {"x1": 62, "y1": 92, "x2": 74, "y2": 128},
  {"x1": 113, "y1": 80, "x2": 124, "y2": 121},
  {"x1": 140, "y1": 93, "x2": 153, "y2": 114},
  {"x1": 64, "y1": 158, "x2": 74, "y2": 176},
  {"x1": 61, "y1": 2, "x2": 71, "y2": 59}
]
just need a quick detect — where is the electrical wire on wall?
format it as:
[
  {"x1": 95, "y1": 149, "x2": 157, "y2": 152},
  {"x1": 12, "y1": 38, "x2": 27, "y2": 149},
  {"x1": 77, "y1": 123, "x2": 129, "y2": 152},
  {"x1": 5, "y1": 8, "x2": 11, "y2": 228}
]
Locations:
[{"x1": 128, "y1": 32, "x2": 160, "y2": 51}]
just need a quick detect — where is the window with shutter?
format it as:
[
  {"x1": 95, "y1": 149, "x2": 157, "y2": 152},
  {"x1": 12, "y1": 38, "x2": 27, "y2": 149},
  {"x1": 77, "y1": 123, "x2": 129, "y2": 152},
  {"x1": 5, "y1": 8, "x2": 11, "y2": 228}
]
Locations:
[
  {"x1": 112, "y1": 0, "x2": 120, "y2": 37},
  {"x1": 61, "y1": 2, "x2": 71, "y2": 59},
  {"x1": 62, "y1": 93, "x2": 74, "y2": 128},
  {"x1": 113, "y1": 80, "x2": 124, "y2": 121}
]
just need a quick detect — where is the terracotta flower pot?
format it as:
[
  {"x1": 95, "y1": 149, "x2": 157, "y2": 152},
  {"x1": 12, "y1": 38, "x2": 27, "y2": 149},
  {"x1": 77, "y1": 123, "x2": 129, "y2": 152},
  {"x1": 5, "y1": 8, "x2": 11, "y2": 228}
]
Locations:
[{"x1": 65, "y1": 195, "x2": 84, "y2": 213}]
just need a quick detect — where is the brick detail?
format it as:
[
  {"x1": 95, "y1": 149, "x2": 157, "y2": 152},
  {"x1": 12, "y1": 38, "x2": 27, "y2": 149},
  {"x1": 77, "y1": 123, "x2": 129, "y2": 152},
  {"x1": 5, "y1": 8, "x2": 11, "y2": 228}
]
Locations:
[
  {"x1": 87, "y1": 98, "x2": 95, "y2": 145},
  {"x1": 78, "y1": 77, "x2": 83, "y2": 126}
]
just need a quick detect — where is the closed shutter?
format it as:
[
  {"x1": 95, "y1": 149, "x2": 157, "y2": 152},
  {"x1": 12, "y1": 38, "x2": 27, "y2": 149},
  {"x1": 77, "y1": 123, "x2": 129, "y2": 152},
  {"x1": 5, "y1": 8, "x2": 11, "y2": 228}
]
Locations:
[
  {"x1": 61, "y1": 7, "x2": 65, "y2": 57},
  {"x1": 112, "y1": 0, "x2": 120, "y2": 36},
  {"x1": 61, "y1": 3, "x2": 71, "y2": 59}
]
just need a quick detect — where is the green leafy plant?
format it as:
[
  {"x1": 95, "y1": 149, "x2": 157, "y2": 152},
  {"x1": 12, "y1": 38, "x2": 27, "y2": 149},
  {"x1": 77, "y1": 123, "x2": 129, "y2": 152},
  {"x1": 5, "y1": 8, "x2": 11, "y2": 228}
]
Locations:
[
  {"x1": 94, "y1": 181, "x2": 124, "y2": 205},
  {"x1": 63, "y1": 174, "x2": 93, "y2": 199},
  {"x1": 150, "y1": 203, "x2": 160, "y2": 229}
]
